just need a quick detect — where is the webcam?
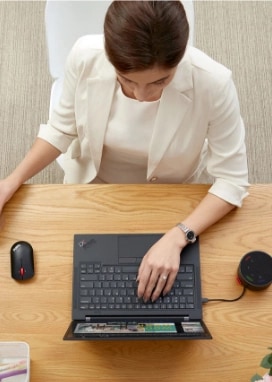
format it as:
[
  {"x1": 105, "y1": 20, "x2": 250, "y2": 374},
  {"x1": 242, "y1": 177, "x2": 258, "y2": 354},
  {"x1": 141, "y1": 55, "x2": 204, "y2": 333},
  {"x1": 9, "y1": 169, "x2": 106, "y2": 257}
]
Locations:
[{"x1": 237, "y1": 251, "x2": 272, "y2": 291}]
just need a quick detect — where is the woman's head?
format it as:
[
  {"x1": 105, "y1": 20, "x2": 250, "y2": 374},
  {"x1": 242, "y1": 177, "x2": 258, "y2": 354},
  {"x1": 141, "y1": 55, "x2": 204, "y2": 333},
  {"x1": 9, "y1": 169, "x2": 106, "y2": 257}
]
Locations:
[{"x1": 104, "y1": 1, "x2": 189, "y2": 73}]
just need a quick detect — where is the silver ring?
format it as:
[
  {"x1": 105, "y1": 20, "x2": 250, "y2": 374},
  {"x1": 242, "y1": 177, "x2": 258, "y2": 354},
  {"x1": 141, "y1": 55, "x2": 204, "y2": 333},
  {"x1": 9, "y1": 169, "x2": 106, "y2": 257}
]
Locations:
[{"x1": 161, "y1": 275, "x2": 168, "y2": 281}]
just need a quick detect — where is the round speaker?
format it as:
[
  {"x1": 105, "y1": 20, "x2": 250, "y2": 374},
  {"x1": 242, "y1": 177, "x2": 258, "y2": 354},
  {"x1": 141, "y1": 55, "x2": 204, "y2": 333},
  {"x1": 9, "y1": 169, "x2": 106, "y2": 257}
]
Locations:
[{"x1": 238, "y1": 251, "x2": 272, "y2": 291}]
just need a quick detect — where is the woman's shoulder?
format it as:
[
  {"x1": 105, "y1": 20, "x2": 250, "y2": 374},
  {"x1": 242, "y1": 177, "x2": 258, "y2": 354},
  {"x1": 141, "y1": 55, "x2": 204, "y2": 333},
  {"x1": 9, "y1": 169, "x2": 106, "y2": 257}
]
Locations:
[
  {"x1": 66, "y1": 35, "x2": 114, "y2": 78},
  {"x1": 73, "y1": 35, "x2": 104, "y2": 50},
  {"x1": 173, "y1": 46, "x2": 233, "y2": 93},
  {"x1": 182, "y1": 46, "x2": 231, "y2": 79},
  {"x1": 69, "y1": 35, "x2": 105, "y2": 61},
  {"x1": 171, "y1": 47, "x2": 234, "y2": 98}
]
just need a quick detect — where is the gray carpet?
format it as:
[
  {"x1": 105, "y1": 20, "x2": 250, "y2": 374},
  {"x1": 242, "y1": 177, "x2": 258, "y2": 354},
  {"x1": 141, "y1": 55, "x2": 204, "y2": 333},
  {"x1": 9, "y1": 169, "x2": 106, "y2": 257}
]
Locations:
[{"x1": 0, "y1": 1, "x2": 271, "y2": 184}]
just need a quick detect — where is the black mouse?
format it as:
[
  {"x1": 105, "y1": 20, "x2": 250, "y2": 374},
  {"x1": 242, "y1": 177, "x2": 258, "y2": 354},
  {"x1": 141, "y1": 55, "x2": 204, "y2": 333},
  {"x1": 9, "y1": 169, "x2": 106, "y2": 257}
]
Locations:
[{"x1": 10, "y1": 241, "x2": 35, "y2": 281}]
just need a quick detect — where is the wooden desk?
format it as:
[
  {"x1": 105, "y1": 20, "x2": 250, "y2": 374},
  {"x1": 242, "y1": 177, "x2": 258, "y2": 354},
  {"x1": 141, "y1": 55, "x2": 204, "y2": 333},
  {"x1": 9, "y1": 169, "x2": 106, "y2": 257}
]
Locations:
[{"x1": 0, "y1": 184, "x2": 271, "y2": 381}]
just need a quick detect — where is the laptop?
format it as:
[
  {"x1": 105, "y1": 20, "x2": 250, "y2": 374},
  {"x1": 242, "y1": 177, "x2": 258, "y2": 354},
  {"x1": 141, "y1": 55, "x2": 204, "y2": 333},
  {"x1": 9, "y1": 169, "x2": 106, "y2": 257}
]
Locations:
[{"x1": 63, "y1": 233, "x2": 212, "y2": 340}]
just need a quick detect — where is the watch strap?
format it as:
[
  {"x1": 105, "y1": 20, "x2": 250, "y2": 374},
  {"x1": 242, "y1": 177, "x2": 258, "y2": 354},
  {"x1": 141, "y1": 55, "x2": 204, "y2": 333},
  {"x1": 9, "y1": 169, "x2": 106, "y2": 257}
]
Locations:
[{"x1": 176, "y1": 223, "x2": 196, "y2": 243}]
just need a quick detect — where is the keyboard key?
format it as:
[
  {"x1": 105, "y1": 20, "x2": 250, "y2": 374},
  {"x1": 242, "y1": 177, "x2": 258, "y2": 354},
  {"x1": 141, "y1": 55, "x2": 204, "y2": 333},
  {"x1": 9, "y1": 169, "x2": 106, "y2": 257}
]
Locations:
[
  {"x1": 121, "y1": 266, "x2": 138, "y2": 273},
  {"x1": 183, "y1": 289, "x2": 194, "y2": 296},
  {"x1": 81, "y1": 274, "x2": 98, "y2": 281},
  {"x1": 80, "y1": 281, "x2": 94, "y2": 288}
]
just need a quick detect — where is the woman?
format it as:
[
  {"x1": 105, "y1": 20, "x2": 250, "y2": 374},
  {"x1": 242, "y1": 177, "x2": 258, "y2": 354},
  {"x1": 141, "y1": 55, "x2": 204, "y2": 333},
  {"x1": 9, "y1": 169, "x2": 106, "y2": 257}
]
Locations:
[{"x1": 0, "y1": 1, "x2": 249, "y2": 302}]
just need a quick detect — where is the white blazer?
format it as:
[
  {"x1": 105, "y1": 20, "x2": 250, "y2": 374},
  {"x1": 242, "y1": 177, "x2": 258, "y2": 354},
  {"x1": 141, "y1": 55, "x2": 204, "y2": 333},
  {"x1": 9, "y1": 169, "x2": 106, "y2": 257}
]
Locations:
[{"x1": 38, "y1": 36, "x2": 249, "y2": 206}]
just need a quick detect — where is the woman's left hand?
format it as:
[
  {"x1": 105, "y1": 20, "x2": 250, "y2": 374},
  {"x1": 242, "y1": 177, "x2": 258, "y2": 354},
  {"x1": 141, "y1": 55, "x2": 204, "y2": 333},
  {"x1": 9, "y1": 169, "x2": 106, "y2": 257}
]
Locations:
[{"x1": 137, "y1": 227, "x2": 186, "y2": 302}]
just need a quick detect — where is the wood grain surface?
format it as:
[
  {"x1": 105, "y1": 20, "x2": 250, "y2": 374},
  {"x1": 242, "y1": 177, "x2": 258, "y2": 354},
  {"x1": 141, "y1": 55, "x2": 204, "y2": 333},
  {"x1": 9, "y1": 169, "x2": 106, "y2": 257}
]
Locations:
[{"x1": 0, "y1": 184, "x2": 271, "y2": 381}]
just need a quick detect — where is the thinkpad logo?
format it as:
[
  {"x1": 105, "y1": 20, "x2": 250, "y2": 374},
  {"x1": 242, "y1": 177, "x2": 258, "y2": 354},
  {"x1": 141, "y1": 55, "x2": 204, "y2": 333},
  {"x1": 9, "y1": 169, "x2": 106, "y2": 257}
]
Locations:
[{"x1": 78, "y1": 238, "x2": 96, "y2": 249}]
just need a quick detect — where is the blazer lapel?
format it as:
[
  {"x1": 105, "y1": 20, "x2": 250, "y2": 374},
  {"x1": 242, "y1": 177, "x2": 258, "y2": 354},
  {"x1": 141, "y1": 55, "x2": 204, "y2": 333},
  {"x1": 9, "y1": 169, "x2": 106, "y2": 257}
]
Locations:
[
  {"x1": 86, "y1": 58, "x2": 116, "y2": 172},
  {"x1": 147, "y1": 53, "x2": 193, "y2": 178},
  {"x1": 85, "y1": 49, "x2": 194, "y2": 177}
]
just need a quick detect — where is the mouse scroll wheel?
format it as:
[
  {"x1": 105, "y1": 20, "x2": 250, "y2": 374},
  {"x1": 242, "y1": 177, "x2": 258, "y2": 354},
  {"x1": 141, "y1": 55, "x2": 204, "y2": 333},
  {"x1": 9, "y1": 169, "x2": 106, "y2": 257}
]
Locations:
[{"x1": 20, "y1": 267, "x2": 25, "y2": 276}]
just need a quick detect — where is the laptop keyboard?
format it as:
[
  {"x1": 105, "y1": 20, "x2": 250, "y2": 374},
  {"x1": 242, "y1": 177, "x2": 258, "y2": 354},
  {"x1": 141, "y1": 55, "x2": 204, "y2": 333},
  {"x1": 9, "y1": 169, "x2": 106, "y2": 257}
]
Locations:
[{"x1": 79, "y1": 263, "x2": 195, "y2": 311}]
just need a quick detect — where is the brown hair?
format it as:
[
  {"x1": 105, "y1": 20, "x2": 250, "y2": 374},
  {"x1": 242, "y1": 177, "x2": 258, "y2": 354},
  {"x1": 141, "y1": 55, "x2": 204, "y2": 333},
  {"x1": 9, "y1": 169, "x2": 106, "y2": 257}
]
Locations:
[{"x1": 104, "y1": 1, "x2": 189, "y2": 72}]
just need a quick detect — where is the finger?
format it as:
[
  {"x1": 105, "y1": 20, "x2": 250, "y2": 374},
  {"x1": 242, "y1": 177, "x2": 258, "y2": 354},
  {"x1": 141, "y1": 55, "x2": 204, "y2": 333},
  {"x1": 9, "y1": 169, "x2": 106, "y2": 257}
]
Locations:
[
  {"x1": 137, "y1": 253, "x2": 150, "y2": 281},
  {"x1": 142, "y1": 270, "x2": 161, "y2": 302},
  {"x1": 151, "y1": 274, "x2": 169, "y2": 302},
  {"x1": 137, "y1": 265, "x2": 152, "y2": 299},
  {"x1": 162, "y1": 271, "x2": 178, "y2": 296},
  {"x1": 137, "y1": 255, "x2": 156, "y2": 299},
  {"x1": 137, "y1": 258, "x2": 145, "y2": 276},
  {"x1": 152, "y1": 270, "x2": 179, "y2": 302}
]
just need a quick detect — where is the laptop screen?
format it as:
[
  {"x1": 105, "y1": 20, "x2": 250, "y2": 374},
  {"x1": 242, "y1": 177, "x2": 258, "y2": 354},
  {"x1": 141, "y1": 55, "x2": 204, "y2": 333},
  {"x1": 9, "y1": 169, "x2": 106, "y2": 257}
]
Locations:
[{"x1": 64, "y1": 319, "x2": 211, "y2": 340}]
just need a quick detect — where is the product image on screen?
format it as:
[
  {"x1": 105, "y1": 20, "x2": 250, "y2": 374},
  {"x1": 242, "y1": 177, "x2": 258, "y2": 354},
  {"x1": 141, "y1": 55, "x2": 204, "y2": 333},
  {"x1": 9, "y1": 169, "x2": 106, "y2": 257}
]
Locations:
[
  {"x1": 74, "y1": 322, "x2": 177, "y2": 334},
  {"x1": 181, "y1": 322, "x2": 205, "y2": 333}
]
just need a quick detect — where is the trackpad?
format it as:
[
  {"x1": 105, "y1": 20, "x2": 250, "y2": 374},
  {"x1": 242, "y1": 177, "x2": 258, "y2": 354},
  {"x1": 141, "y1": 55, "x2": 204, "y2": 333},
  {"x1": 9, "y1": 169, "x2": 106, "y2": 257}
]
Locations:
[{"x1": 118, "y1": 234, "x2": 162, "y2": 262}]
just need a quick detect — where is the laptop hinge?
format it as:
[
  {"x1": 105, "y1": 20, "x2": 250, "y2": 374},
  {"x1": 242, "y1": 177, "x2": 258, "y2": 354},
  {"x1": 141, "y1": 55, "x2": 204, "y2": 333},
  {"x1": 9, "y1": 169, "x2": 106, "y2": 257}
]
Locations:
[{"x1": 84, "y1": 315, "x2": 191, "y2": 322}]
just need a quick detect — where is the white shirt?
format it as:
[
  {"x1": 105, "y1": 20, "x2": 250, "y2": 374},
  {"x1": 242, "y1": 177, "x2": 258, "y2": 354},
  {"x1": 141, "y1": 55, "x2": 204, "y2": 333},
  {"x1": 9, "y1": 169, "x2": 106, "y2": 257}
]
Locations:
[{"x1": 96, "y1": 84, "x2": 160, "y2": 183}]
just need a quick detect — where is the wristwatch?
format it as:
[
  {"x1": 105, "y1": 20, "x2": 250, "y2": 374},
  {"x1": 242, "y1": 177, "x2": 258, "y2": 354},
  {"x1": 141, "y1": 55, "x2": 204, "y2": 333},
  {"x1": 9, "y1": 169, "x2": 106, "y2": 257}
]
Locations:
[{"x1": 176, "y1": 223, "x2": 197, "y2": 243}]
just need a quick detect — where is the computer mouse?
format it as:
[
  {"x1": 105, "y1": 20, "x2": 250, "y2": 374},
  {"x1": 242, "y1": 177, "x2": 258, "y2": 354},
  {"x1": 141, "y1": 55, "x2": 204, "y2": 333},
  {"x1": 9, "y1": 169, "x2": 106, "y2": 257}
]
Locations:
[{"x1": 10, "y1": 241, "x2": 35, "y2": 281}]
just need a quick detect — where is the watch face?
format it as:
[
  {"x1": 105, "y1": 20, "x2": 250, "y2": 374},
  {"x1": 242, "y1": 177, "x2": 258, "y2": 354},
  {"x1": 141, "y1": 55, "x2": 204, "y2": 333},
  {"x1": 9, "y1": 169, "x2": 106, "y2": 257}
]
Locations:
[{"x1": 186, "y1": 230, "x2": 195, "y2": 241}]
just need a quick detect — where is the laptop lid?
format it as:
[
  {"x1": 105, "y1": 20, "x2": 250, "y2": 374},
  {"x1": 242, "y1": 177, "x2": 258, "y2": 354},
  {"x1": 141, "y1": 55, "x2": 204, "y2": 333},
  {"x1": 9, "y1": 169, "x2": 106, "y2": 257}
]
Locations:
[{"x1": 64, "y1": 233, "x2": 212, "y2": 340}]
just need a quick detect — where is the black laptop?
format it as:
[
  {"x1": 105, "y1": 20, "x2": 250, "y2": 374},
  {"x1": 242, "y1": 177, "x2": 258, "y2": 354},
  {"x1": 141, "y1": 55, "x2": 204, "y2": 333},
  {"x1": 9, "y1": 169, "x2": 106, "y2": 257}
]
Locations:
[{"x1": 63, "y1": 233, "x2": 212, "y2": 340}]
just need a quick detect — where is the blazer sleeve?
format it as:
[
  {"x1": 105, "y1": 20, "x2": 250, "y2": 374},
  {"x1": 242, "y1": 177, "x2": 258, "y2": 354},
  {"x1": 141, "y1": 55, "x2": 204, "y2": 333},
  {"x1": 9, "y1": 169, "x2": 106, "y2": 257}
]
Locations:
[
  {"x1": 38, "y1": 38, "x2": 82, "y2": 153},
  {"x1": 206, "y1": 74, "x2": 249, "y2": 207}
]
